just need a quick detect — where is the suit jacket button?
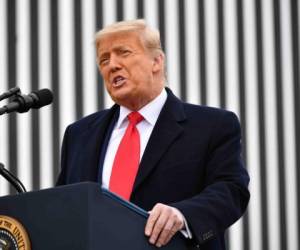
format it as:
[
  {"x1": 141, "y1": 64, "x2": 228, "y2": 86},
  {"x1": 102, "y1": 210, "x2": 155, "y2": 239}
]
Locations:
[{"x1": 202, "y1": 230, "x2": 214, "y2": 241}]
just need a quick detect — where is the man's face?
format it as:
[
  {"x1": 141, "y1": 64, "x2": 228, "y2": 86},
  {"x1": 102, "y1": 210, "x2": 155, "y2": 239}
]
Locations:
[{"x1": 97, "y1": 32, "x2": 163, "y2": 110}]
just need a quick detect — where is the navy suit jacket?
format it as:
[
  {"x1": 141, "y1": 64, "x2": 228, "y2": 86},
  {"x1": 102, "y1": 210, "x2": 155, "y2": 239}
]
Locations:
[{"x1": 57, "y1": 89, "x2": 250, "y2": 250}]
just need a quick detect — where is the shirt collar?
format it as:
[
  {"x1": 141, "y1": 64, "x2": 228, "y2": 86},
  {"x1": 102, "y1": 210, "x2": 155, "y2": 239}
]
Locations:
[{"x1": 116, "y1": 88, "x2": 168, "y2": 129}]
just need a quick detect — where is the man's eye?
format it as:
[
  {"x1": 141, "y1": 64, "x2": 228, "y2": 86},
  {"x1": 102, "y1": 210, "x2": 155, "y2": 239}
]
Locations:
[
  {"x1": 121, "y1": 50, "x2": 131, "y2": 56},
  {"x1": 100, "y1": 58, "x2": 109, "y2": 65}
]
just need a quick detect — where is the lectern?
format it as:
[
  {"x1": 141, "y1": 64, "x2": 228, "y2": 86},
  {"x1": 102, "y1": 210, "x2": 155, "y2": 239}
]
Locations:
[{"x1": 0, "y1": 182, "x2": 188, "y2": 249}]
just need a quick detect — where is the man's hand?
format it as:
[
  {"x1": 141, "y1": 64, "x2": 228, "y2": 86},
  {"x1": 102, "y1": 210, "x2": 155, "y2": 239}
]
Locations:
[{"x1": 145, "y1": 203, "x2": 184, "y2": 247}]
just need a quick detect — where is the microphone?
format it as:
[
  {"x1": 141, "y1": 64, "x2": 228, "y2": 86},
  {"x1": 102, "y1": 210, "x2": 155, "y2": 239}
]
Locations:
[{"x1": 0, "y1": 88, "x2": 53, "y2": 115}]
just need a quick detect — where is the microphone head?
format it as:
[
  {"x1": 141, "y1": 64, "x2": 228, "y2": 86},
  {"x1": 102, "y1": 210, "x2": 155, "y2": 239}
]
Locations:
[{"x1": 32, "y1": 89, "x2": 53, "y2": 108}]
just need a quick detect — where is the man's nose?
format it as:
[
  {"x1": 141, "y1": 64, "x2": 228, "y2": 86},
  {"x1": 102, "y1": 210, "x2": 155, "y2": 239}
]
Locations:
[{"x1": 109, "y1": 54, "x2": 121, "y2": 72}]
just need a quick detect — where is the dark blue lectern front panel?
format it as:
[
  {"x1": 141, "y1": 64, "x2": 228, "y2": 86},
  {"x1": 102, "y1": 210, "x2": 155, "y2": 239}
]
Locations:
[{"x1": 0, "y1": 182, "x2": 188, "y2": 250}]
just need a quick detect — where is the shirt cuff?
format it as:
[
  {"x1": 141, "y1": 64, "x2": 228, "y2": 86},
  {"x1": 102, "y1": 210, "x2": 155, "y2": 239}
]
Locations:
[{"x1": 173, "y1": 208, "x2": 193, "y2": 239}]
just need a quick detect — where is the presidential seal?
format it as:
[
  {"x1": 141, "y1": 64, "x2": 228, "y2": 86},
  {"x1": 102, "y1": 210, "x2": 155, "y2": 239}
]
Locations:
[{"x1": 0, "y1": 215, "x2": 31, "y2": 250}]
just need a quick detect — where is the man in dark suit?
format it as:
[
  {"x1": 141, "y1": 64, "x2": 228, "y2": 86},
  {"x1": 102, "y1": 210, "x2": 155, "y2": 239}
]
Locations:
[{"x1": 57, "y1": 19, "x2": 250, "y2": 249}]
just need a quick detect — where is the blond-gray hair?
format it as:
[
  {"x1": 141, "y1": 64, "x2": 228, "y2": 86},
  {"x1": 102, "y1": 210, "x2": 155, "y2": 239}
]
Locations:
[{"x1": 95, "y1": 19, "x2": 164, "y2": 57}]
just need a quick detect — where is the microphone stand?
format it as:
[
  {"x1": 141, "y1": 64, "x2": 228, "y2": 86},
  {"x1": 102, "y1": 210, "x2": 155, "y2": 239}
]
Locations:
[
  {"x1": 0, "y1": 87, "x2": 20, "y2": 102},
  {"x1": 0, "y1": 162, "x2": 27, "y2": 193},
  {"x1": 0, "y1": 87, "x2": 29, "y2": 193},
  {"x1": 0, "y1": 87, "x2": 21, "y2": 115}
]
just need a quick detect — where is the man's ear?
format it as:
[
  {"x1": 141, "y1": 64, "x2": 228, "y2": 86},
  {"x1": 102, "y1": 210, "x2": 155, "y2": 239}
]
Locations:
[{"x1": 152, "y1": 53, "x2": 164, "y2": 73}]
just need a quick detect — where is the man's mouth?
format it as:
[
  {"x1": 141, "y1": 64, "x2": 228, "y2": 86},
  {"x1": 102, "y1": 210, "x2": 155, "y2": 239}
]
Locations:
[{"x1": 112, "y1": 76, "x2": 126, "y2": 87}]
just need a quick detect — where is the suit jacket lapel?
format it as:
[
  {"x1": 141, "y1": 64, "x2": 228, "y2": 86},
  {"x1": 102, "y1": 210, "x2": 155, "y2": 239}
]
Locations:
[
  {"x1": 78, "y1": 105, "x2": 119, "y2": 183},
  {"x1": 132, "y1": 89, "x2": 186, "y2": 193}
]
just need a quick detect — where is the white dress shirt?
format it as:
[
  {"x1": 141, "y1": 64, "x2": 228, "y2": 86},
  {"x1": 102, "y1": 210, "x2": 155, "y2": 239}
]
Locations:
[
  {"x1": 101, "y1": 88, "x2": 192, "y2": 239},
  {"x1": 102, "y1": 88, "x2": 168, "y2": 188}
]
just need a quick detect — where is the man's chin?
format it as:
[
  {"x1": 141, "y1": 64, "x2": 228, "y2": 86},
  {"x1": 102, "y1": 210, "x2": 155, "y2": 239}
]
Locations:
[
  {"x1": 113, "y1": 95, "x2": 143, "y2": 110},
  {"x1": 111, "y1": 92, "x2": 133, "y2": 106}
]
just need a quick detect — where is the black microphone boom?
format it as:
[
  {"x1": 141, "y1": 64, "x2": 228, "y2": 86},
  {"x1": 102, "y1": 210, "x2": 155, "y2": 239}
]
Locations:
[
  {"x1": 0, "y1": 86, "x2": 20, "y2": 101},
  {"x1": 0, "y1": 88, "x2": 53, "y2": 115},
  {"x1": 0, "y1": 163, "x2": 26, "y2": 193}
]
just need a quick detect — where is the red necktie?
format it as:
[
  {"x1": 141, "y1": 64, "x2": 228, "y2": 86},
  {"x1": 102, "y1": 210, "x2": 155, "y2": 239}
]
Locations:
[{"x1": 109, "y1": 112, "x2": 144, "y2": 200}]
